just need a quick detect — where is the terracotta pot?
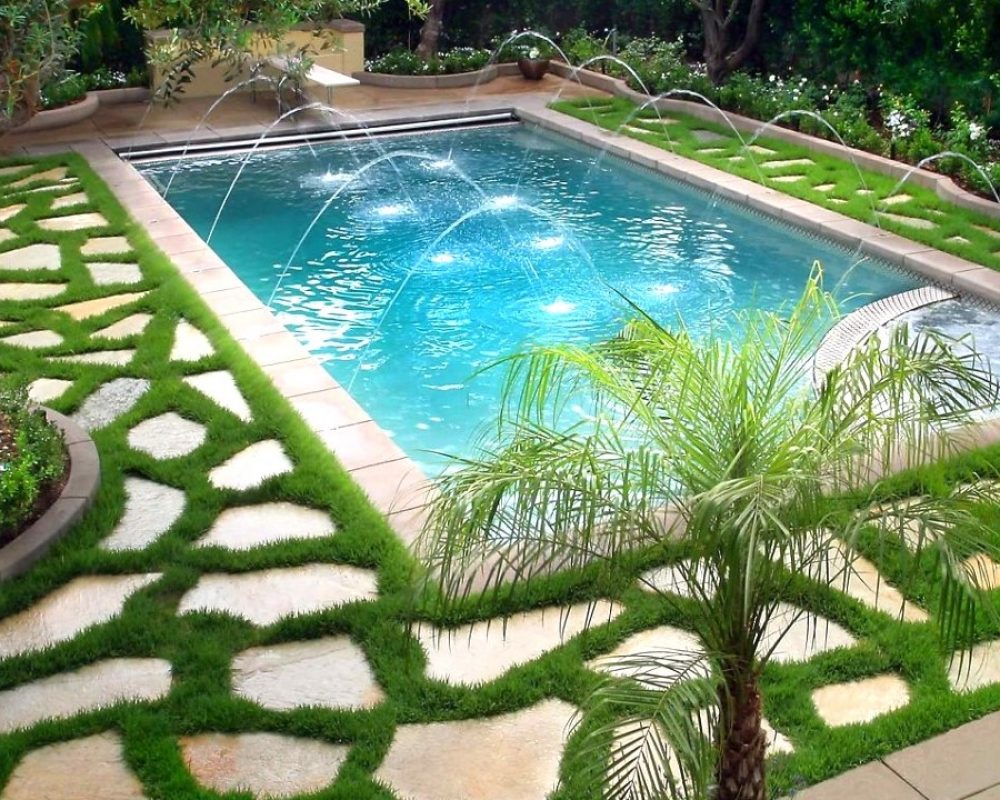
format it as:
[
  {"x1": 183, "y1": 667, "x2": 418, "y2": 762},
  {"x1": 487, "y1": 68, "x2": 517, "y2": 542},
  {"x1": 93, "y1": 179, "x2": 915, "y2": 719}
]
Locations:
[{"x1": 517, "y1": 58, "x2": 550, "y2": 81}]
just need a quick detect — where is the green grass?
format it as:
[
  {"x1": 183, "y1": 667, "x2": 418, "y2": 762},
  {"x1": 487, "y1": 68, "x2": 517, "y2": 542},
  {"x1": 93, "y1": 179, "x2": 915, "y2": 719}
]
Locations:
[
  {"x1": 2, "y1": 153, "x2": 1000, "y2": 798},
  {"x1": 552, "y1": 96, "x2": 1000, "y2": 273}
]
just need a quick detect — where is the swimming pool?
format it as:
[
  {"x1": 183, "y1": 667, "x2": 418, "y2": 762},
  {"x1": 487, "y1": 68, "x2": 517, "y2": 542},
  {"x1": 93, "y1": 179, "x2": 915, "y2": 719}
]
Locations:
[{"x1": 140, "y1": 124, "x2": 922, "y2": 472}]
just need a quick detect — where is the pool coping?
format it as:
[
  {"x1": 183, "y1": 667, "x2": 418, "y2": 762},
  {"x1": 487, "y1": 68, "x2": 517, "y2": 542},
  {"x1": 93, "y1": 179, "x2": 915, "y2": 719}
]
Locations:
[{"x1": 29, "y1": 95, "x2": 1000, "y2": 547}]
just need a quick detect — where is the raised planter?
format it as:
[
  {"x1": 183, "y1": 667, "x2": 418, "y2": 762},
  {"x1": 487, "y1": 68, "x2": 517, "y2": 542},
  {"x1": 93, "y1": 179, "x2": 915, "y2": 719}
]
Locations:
[
  {"x1": 355, "y1": 63, "x2": 500, "y2": 89},
  {"x1": 0, "y1": 409, "x2": 100, "y2": 582},
  {"x1": 16, "y1": 91, "x2": 99, "y2": 133},
  {"x1": 93, "y1": 86, "x2": 151, "y2": 106}
]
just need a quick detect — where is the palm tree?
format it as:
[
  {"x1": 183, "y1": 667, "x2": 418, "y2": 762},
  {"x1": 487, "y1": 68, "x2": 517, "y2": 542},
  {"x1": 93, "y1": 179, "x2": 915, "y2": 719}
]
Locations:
[{"x1": 417, "y1": 268, "x2": 1000, "y2": 800}]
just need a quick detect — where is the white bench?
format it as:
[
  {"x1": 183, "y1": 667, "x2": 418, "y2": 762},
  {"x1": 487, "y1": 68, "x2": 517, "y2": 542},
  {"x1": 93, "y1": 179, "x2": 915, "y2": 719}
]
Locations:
[{"x1": 266, "y1": 56, "x2": 360, "y2": 107}]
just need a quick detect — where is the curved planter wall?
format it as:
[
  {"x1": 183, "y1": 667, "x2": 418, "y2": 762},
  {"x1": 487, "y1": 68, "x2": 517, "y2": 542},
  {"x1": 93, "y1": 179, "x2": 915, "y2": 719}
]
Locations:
[
  {"x1": 547, "y1": 62, "x2": 1000, "y2": 221},
  {"x1": 355, "y1": 64, "x2": 500, "y2": 89},
  {"x1": 16, "y1": 92, "x2": 99, "y2": 133},
  {"x1": 0, "y1": 410, "x2": 100, "y2": 582}
]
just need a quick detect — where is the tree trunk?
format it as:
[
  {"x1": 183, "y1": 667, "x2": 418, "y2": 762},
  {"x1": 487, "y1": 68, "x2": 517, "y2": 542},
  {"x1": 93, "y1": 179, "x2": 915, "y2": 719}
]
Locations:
[
  {"x1": 697, "y1": 0, "x2": 768, "y2": 85},
  {"x1": 415, "y1": 0, "x2": 446, "y2": 60},
  {"x1": 716, "y1": 674, "x2": 767, "y2": 800}
]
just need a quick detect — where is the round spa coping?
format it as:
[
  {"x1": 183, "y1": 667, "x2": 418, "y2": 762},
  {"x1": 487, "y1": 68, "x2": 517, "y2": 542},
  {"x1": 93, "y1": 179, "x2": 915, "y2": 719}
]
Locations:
[{"x1": 0, "y1": 409, "x2": 101, "y2": 582}]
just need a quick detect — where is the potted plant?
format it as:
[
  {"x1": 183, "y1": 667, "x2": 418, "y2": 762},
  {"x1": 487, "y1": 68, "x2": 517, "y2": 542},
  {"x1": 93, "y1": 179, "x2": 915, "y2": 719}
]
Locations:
[{"x1": 517, "y1": 45, "x2": 552, "y2": 80}]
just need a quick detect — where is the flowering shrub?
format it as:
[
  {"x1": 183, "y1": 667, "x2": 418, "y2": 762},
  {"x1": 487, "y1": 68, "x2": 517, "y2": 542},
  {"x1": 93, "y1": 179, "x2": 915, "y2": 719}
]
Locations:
[
  {"x1": 366, "y1": 47, "x2": 493, "y2": 75},
  {"x1": 0, "y1": 378, "x2": 65, "y2": 543},
  {"x1": 82, "y1": 65, "x2": 147, "y2": 90},
  {"x1": 39, "y1": 72, "x2": 88, "y2": 110}
]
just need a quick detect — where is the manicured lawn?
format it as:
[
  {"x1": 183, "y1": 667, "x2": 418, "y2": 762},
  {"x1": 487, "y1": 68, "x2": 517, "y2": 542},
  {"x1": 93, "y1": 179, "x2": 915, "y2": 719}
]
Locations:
[
  {"x1": 1, "y1": 153, "x2": 1000, "y2": 798},
  {"x1": 552, "y1": 97, "x2": 1000, "y2": 273}
]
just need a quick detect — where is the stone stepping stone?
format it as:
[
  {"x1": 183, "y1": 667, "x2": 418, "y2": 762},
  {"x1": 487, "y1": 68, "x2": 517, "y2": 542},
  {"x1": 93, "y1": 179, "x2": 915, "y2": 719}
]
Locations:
[
  {"x1": 857, "y1": 189, "x2": 874, "y2": 196},
  {"x1": 725, "y1": 156, "x2": 745, "y2": 163},
  {"x1": 811, "y1": 674, "x2": 910, "y2": 727},
  {"x1": 639, "y1": 560, "x2": 717, "y2": 599},
  {"x1": 880, "y1": 193, "x2": 913, "y2": 206},
  {"x1": 0, "y1": 204, "x2": 26, "y2": 222},
  {"x1": 947, "y1": 235, "x2": 971, "y2": 245},
  {"x1": 22, "y1": 181, "x2": 81, "y2": 196},
  {"x1": 9, "y1": 166, "x2": 69, "y2": 188},
  {"x1": 232, "y1": 635, "x2": 384, "y2": 711},
  {"x1": 0, "y1": 243, "x2": 61, "y2": 271},
  {"x1": 180, "y1": 563, "x2": 377, "y2": 626},
  {"x1": 171, "y1": 320, "x2": 214, "y2": 361},
  {"x1": 3, "y1": 733, "x2": 149, "y2": 800},
  {"x1": 763, "y1": 603, "x2": 856, "y2": 664},
  {"x1": 127, "y1": 412, "x2": 207, "y2": 459},
  {"x1": 878, "y1": 212, "x2": 937, "y2": 230},
  {"x1": 0, "y1": 282, "x2": 65, "y2": 301},
  {"x1": 586, "y1": 626, "x2": 709, "y2": 687},
  {"x1": 814, "y1": 183, "x2": 837, "y2": 192},
  {"x1": 375, "y1": 699, "x2": 575, "y2": 800},
  {"x1": 28, "y1": 377, "x2": 73, "y2": 403},
  {"x1": 770, "y1": 175, "x2": 806, "y2": 183},
  {"x1": 0, "y1": 228, "x2": 15, "y2": 244},
  {"x1": 95, "y1": 313, "x2": 153, "y2": 340},
  {"x1": 0, "y1": 165, "x2": 31, "y2": 178},
  {"x1": 74, "y1": 377, "x2": 152, "y2": 432},
  {"x1": 37, "y1": 212, "x2": 109, "y2": 232},
  {"x1": 0, "y1": 657, "x2": 171, "y2": 733},
  {"x1": 748, "y1": 145, "x2": 777, "y2": 155},
  {"x1": 691, "y1": 129, "x2": 728, "y2": 143},
  {"x1": 50, "y1": 192, "x2": 90, "y2": 210},
  {"x1": 0, "y1": 329, "x2": 63, "y2": 349},
  {"x1": 0, "y1": 573, "x2": 160, "y2": 660},
  {"x1": 183, "y1": 370, "x2": 252, "y2": 421},
  {"x1": 103, "y1": 477, "x2": 186, "y2": 551},
  {"x1": 418, "y1": 599, "x2": 622, "y2": 686},
  {"x1": 948, "y1": 639, "x2": 1000, "y2": 692},
  {"x1": 808, "y1": 540, "x2": 928, "y2": 622},
  {"x1": 86, "y1": 262, "x2": 143, "y2": 286},
  {"x1": 698, "y1": 147, "x2": 725, "y2": 154},
  {"x1": 181, "y1": 732, "x2": 349, "y2": 799},
  {"x1": 964, "y1": 552, "x2": 1000, "y2": 591},
  {"x1": 82, "y1": 236, "x2": 132, "y2": 257},
  {"x1": 763, "y1": 158, "x2": 814, "y2": 168},
  {"x1": 194, "y1": 501, "x2": 334, "y2": 550},
  {"x1": 57, "y1": 291, "x2": 147, "y2": 321},
  {"x1": 208, "y1": 440, "x2": 293, "y2": 490},
  {"x1": 973, "y1": 224, "x2": 1000, "y2": 239},
  {"x1": 829, "y1": 199, "x2": 848, "y2": 205},
  {"x1": 53, "y1": 349, "x2": 135, "y2": 366}
]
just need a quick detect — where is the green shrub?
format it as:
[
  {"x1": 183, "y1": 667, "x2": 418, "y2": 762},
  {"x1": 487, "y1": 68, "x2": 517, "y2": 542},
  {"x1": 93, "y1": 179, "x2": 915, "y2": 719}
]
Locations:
[
  {"x1": 0, "y1": 378, "x2": 66, "y2": 541},
  {"x1": 39, "y1": 71, "x2": 88, "y2": 110},
  {"x1": 366, "y1": 47, "x2": 492, "y2": 75}
]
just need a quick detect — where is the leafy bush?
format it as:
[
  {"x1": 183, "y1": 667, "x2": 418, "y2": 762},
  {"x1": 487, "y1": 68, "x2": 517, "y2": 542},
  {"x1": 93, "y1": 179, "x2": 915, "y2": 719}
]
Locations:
[
  {"x1": 39, "y1": 71, "x2": 88, "y2": 110},
  {"x1": 0, "y1": 378, "x2": 65, "y2": 542},
  {"x1": 366, "y1": 46, "x2": 492, "y2": 75}
]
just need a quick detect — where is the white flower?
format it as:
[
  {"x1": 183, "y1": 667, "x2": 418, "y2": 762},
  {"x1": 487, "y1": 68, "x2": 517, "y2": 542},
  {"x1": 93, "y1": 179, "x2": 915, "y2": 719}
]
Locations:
[
  {"x1": 970, "y1": 122, "x2": 985, "y2": 142},
  {"x1": 768, "y1": 74, "x2": 776, "y2": 83},
  {"x1": 528, "y1": 47, "x2": 540, "y2": 59}
]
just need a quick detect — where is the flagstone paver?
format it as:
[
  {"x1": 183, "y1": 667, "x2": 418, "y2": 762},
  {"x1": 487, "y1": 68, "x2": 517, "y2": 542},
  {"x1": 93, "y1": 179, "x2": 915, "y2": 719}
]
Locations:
[
  {"x1": 194, "y1": 501, "x2": 333, "y2": 550},
  {"x1": 50, "y1": 192, "x2": 90, "y2": 210},
  {"x1": 0, "y1": 658, "x2": 171, "y2": 733},
  {"x1": 587, "y1": 625, "x2": 709, "y2": 687},
  {"x1": 878, "y1": 212, "x2": 937, "y2": 230},
  {"x1": 0, "y1": 282, "x2": 66, "y2": 300},
  {"x1": 171, "y1": 320, "x2": 215, "y2": 361},
  {"x1": 54, "y1": 348, "x2": 136, "y2": 366},
  {"x1": 948, "y1": 639, "x2": 1000, "y2": 693},
  {"x1": 771, "y1": 175, "x2": 806, "y2": 183},
  {"x1": 183, "y1": 370, "x2": 252, "y2": 421},
  {"x1": 178, "y1": 563, "x2": 378, "y2": 626},
  {"x1": 0, "y1": 229, "x2": 14, "y2": 245},
  {"x1": 181, "y1": 732, "x2": 350, "y2": 799},
  {"x1": 964, "y1": 553, "x2": 1000, "y2": 591},
  {"x1": 127, "y1": 412, "x2": 206, "y2": 459},
  {"x1": 375, "y1": 699, "x2": 576, "y2": 800},
  {"x1": 691, "y1": 129, "x2": 728, "y2": 143},
  {"x1": 102, "y1": 477, "x2": 186, "y2": 551},
  {"x1": 640, "y1": 560, "x2": 717, "y2": 599},
  {"x1": 764, "y1": 158, "x2": 814, "y2": 168},
  {"x1": 814, "y1": 183, "x2": 837, "y2": 192},
  {"x1": 74, "y1": 377, "x2": 151, "y2": 431},
  {"x1": 1, "y1": 733, "x2": 148, "y2": 800},
  {"x1": 0, "y1": 329, "x2": 63, "y2": 349},
  {"x1": 0, "y1": 574, "x2": 160, "y2": 660},
  {"x1": 0, "y1": 243, "x2": 61, "y2": 271},
  {"x1": 86, "y1": 261, "x2": 143, "y2": 286},
  {"x1": 37, "y1": 212, "x2": 109, "y2": 232},
  {"x1": 81, "y1": 236, "x2": 132, "y2": 256},
  {"x1": 27, "y1": 377, "x2": 73, "y2": 402},
  {"x1": 418, "y1": 599, "x2": 622, "y2": 685},
  {"x1": 812, "y1": 674, "x2": 910, "y2": 727},
  {"x1": 9, "y1": 167, "x2": 69, "y2": 188},
  {"x1": 881, "y1": 194, "x2": 914, "y2": 206},
  {"x1": 56, "y1": 291, "x2": 148, "y2": 320},
  {"x1": 0, "y1": 205, "x2": 26, "y2": 222},
  {"x1": 232, "y1": 635, "x2": 384, "y2": 711},
  {"x1": 208, "y1": 439, "x2": 293, "y2": 490},
  {"x1": 0, "y1": 165, "x2": 30, "y2": 178},
  {"x1": 764, "y1": 603, "x2": 856, "y2": 664},
  {"x1": 95, "y1": 313, "x2": 153, "y2": 339}
]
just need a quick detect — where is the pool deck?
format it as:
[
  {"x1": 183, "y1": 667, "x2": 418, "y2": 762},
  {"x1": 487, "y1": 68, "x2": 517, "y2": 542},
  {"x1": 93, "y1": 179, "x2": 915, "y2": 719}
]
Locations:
[{"x1": 6, "y1": 76, "x2": 1000, "y2": 799}]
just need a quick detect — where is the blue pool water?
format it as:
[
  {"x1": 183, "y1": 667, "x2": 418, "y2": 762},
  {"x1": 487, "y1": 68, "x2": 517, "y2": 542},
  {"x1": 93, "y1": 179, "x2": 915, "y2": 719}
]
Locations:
[{"x1": 140, "y1": 124, "x2": 921, "y2": 472}]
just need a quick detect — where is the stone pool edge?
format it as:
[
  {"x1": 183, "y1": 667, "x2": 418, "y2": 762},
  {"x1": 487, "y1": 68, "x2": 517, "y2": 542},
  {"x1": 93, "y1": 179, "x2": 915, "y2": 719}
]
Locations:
[{"x1": 30, "y1": 97, "x2": 1000, "y2": 548}]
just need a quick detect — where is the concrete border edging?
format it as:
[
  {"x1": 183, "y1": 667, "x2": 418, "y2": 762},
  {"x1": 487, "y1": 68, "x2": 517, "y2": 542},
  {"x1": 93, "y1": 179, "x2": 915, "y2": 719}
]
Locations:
[
  {"x1": 94, "y1": 87, "x2": 152, "y2": 106},
  {"x1": 0, "y1": 409, "x2": 101, "y2": 581},
  {"x1": 355, "y1": 64, "x2": 500, "y2": 89},
  {"x1": 547, "y1": 62, "x2": 1000, "y2": 220}
]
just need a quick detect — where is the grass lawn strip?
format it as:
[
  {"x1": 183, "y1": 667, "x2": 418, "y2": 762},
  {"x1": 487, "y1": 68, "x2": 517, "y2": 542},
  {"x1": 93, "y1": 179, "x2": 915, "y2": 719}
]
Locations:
[
  {"x1": 552, "y1": 97, "x2": 1000, "y2": 274},
  {"x1": 0, "y1": 153, "x2": 999, "y2": 797}
]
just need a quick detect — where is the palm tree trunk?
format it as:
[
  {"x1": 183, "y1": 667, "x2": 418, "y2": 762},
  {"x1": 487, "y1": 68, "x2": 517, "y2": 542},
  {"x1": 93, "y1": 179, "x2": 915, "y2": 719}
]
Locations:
[{"x1": 716, "y1": 674, "x2": 767, "y2": 800}]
